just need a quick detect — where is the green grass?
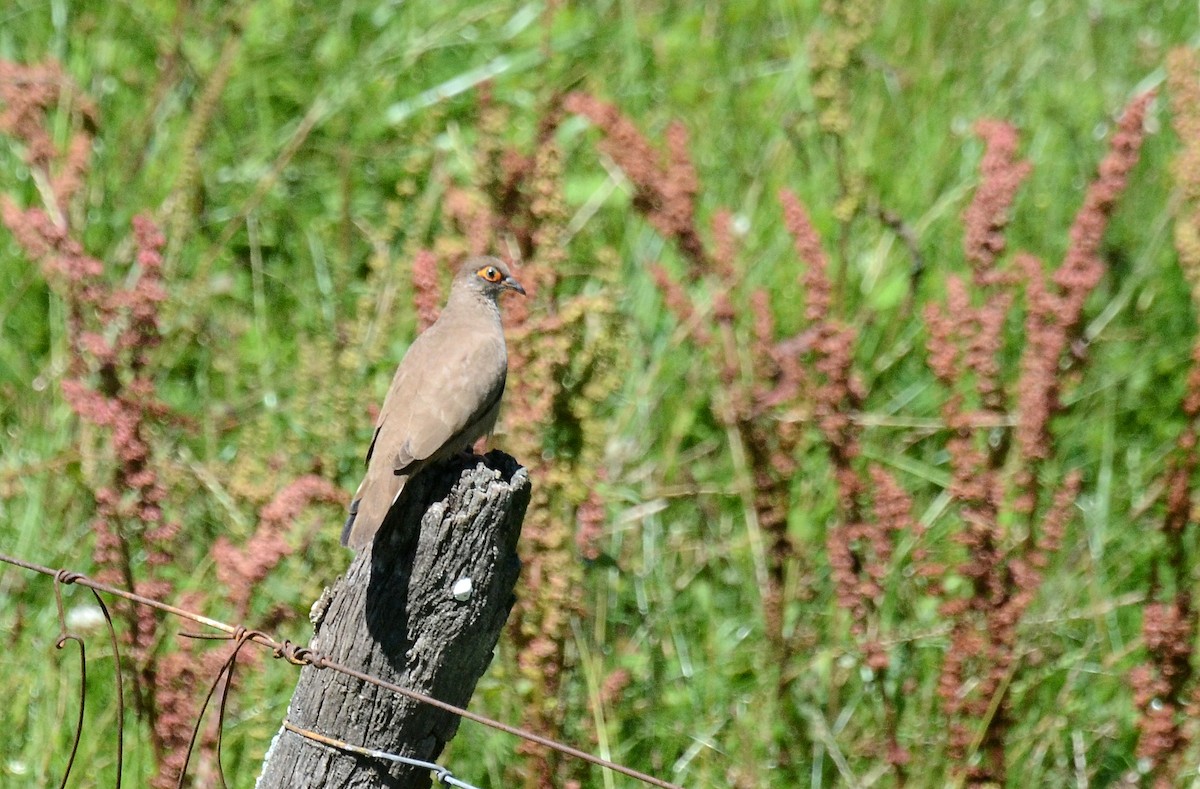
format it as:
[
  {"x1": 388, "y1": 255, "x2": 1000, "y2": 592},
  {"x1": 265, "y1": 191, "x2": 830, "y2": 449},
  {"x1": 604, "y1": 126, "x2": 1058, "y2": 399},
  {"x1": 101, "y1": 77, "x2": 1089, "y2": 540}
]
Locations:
[{"x1": 2, "y1": 0, "x2": 1200, "y2": 786}]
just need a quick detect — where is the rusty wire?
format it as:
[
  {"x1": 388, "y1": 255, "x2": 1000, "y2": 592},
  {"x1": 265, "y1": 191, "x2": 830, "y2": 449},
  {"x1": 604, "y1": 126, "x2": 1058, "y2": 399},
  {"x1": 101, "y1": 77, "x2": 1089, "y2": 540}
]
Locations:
[
  {"x1": 2, "y1": 552, "x2": 685, "y2": 789},
  {"x1": 50, "y1": 571, "x2": 85, "y2": 789},
  {"x1": 49, "y1": 568, "x2": 123, "y2": 789},
  {"x1": 175, "y1": 627, "x2": 263, "y2": 789}
]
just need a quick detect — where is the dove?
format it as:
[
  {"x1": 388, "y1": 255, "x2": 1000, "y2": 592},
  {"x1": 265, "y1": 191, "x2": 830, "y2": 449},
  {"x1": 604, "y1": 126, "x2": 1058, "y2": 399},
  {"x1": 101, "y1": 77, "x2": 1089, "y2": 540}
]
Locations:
[{"x1": 341, "y1": 256, "x2": 525, "y2": 549}]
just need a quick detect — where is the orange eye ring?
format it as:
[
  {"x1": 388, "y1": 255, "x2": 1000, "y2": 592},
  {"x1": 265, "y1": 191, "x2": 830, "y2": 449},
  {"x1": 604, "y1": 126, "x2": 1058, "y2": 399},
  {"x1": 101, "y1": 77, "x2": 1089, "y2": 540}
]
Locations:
[{"x1": 477, "y1": 265, "x2": 503, "y2": 283}]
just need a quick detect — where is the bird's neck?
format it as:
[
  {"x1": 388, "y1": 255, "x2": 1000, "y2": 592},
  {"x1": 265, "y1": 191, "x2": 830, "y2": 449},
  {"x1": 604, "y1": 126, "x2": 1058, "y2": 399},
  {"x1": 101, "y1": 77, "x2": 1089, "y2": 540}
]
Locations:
[{"x1": 446, "y1": 288, "x2": 502, "y2": 324}]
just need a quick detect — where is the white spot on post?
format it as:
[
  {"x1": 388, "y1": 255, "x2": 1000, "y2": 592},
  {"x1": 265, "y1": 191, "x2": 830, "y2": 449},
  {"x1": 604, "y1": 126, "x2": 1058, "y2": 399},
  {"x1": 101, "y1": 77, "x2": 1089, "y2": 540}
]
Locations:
[{"x1": 451, "y1": 577, "x2": 474, "y2": 601}]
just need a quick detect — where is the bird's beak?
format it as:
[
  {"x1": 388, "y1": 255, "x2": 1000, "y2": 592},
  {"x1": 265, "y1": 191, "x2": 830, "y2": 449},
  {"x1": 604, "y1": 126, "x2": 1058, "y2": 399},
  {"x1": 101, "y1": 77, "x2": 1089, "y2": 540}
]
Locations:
[{"x1": 503, "y1": 276, "x2": 526, "y2": 296}]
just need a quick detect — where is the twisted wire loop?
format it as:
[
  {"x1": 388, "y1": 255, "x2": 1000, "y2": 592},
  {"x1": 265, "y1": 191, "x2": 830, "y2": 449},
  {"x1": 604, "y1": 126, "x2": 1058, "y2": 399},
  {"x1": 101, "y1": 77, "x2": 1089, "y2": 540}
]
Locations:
[
  {"x1": 175, "y1": 626, "x2": 266, "y2": 789},
  {"x1": 51, "y1": 569, "x2": 86, "y2": 789},
  {"x1": 2, "y1": 553, "x2": 685, "y2": 789},
  {"x1": 272, "y1": 640, "x2": 319, "y2": 666},
  {"x1": 48, "y1": 568, "x2": 125, "y2": 789},
  {"x1": 281, "y1": 721, "x2": 482, "y2": 789}
]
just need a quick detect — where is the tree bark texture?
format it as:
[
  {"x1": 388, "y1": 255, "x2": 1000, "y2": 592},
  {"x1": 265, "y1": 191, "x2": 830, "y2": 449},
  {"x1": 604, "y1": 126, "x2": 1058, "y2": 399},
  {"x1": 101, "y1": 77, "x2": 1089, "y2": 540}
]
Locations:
[{"x1": 257, "y1": 451, "x2": 529, "y2": 789}]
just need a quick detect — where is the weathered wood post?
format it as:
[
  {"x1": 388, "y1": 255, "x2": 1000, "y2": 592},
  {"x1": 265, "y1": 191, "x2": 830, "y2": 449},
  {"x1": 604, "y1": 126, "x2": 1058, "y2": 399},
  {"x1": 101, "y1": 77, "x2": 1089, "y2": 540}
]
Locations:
[{"x1": 257, "y1": 452, "x2": 529, "y2": 789}]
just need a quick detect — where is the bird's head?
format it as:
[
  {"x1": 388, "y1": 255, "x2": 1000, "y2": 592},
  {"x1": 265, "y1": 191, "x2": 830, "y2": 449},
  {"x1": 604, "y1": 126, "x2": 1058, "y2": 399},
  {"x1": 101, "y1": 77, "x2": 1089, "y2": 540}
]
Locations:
[{"x1": 456, "y1": 257, "x2": 526, "y2": 301}]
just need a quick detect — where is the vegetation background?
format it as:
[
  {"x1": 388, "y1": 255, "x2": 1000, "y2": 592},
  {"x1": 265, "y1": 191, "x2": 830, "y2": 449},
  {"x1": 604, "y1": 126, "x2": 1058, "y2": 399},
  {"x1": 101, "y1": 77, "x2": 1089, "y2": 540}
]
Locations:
[{"x1": 2, "y1": 0, "x2": 1200, "y2": 786}]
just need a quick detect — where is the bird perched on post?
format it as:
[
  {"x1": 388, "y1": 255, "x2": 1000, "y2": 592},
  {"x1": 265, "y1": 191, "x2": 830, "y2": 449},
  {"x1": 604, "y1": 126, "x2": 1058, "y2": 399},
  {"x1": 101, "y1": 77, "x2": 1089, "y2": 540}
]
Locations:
[{"x1": 341, "y1": 256, "x2": 525, "y2": 550}]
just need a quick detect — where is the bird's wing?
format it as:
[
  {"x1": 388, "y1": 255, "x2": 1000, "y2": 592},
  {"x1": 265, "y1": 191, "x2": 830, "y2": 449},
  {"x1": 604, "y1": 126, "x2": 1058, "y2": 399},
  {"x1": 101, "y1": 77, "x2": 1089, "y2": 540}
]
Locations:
[
  {"x1": 342, "y1": 321, "x2": 507, "y2": 548},
  {"x1": 394, "y1": 335, "x2": 507, "y2": 472}
]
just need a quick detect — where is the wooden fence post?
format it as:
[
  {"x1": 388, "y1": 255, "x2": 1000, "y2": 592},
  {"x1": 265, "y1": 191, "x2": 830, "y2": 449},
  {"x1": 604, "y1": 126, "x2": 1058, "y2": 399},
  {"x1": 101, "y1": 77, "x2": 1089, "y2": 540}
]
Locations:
[{"x1": 257, "y1": 452, "x2": 529, "y2": 789}]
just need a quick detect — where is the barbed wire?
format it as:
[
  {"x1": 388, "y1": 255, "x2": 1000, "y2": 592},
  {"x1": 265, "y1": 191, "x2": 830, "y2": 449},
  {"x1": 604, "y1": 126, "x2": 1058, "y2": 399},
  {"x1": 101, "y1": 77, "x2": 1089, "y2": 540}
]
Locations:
[{"x1": 1, "y1": 551, "x2": 685, "y2": 789}]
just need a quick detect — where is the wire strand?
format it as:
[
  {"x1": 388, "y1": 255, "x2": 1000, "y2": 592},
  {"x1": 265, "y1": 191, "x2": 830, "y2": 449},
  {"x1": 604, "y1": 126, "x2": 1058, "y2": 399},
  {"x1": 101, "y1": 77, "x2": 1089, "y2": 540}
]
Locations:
[
  {"x1": 1, "y1": 552, "x2": 684, "y2": 789},
  {"x1": 282, "y1": 722, "x2": 482, "y2": 789}
]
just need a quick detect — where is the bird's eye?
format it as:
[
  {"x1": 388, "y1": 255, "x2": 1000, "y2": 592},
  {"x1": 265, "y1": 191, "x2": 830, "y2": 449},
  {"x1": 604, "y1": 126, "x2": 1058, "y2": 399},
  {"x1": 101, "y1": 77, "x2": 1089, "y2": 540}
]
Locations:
[{"x1": 477, "y1": 266, "x2": 502, "y2": 283}]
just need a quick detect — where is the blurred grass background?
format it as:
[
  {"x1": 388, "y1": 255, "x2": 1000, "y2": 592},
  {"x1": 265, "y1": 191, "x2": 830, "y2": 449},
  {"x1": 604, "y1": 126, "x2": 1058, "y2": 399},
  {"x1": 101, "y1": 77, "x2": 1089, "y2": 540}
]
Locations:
[{"x1": 1, "y1": 0, "x2": 1199, "y2": 786}]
